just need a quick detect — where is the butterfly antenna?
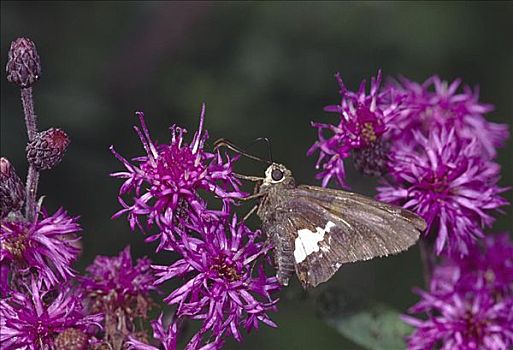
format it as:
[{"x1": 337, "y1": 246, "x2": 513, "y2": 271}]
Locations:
[
  {"x1": 214, "y1": 138, "x2": 270, "y2": 164},
  {"x1": 251, "y1": 137, "x2": 273, "y2": 164}
]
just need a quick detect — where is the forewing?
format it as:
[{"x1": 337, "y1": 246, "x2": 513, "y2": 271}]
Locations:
[
  {"x1": 280, "y1": 185, "x2": 425, "y2": 288},
  {"x1": 296, "y1": 185, "x2": 426, "y2": 232}
]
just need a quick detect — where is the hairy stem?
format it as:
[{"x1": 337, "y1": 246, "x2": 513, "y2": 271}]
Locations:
[
  {"x1": 21, "y1": 88, "x2": 37, "y2": 141},
  {"x1": 24, "y1": 166, "x2": 40, "y2": 221},
  {"x1": 21, "y1": 87, "x2": 40, "y2": 221},
  {"x1": 419, "y1": 239, "x2": 435, "y2": 288}
]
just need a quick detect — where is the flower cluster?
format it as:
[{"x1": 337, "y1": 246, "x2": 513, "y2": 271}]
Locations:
[
  {"x1": 81, "y1": 246, "x2": 157, "y2": 349},
  {"x1": 311, "y1": 71, "x2": 510, "y2": 349},
  {"x1": 311, "y1": 71, "x2": 509, "y2": 258},
  {"x1": 0, "y1": 278, "x2": 103, "y2": 350},
  {"x1": 2, "y1": 37, "x2": 109, "y2": 350},
  {"x1": 0, "y1": 207, "x2": 81, "y2": 292},
  {"x1": 152, "y1": 215, "x2": 279, "y2": 348},
  {"x1": 82, "y1": 246, "x2": 156, "y2": 308},
  {"x1": 308, "y1": 71, "x2": 405, "y2": 187},
  {"x1": 111, "y1": 106, "x2": 280, "y2": 349},
  {"x1": 393, "y1": 76, "x2": 509, "y2": 158},
  {"x1": 111, "y1": 104, "x2": 243, "y2": 249},
  {"x1": 377, "y1": 128, "x2": 507, "y2": 256},
  {"x1": 403, "y1": 234, "x2": 513, "y2": 350}
]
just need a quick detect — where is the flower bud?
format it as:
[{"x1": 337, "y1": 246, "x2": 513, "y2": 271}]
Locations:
[
  {"x1": 26, "y1": 128, "x2": 70, "y2": 171},
  {"x1": 54, "y1": 328, "x2": 88, "y2": 350},
  {"x1": 0, "y1": 158, "x2": 25, "y2": 218},
  {"x1": 6, "y1": 37, "x2": 41, "y2": 88}
]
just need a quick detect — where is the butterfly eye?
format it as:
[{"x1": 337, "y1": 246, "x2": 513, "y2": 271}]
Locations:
[{"x1": 271, "y1": 168, "x2": 284, "y2": 181}]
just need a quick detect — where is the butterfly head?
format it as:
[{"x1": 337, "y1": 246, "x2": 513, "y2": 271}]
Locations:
[{"x1": 262, "y1": 163, "x2": 295, "y2": 188}]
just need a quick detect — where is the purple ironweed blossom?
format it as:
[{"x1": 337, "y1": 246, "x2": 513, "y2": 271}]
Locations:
[
  {"x1": 308, "y1": 70, "x2": 406, "y2": 187},
  {"x1": 82, "y1": 245, "x2": 156, "y2": 309},
  {"x1": 82, "y1": 246, "x2": 156, "y2": 349},
  {"x1": 152, "y1": 214, "x2": 280, "y2": 349},
  {"x1": 0, "y1": 207, "x2": 81, "y2": 290},
  {"x1": 0, "y1": 278, "x2": 102, "y2": 350},
  {"x1": 127, "y1": 314, "x2": 178, "y2": 350},
  {"x1": 403, "y1": 287, "x2": 513, "y2": 350},
  {"x1": 111, "y1": 104, "x2": 244, "y2": 249},
  {"x1": 392, "y1": 75, "x2": 509, "y2": 158},
  {"x1": 377, "y1": 128, "x2": 508, "y2": 256},
  {"x1": 432, "y1": 233, "x2": 513, "y2": 297},
  {"x1": 404, "y1": 234, "x2": 513, "y2": 350}
]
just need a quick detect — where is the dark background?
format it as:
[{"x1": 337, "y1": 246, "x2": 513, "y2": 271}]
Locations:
[{"x1": 1, "y1": 2, "x2": 512, "y2": 349}]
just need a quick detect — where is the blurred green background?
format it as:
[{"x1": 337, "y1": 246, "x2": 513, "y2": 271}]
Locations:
[{"x1": 1, "y1": 2, "x2": 512, "y2": 349}]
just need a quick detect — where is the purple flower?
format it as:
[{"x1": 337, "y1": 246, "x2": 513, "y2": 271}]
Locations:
[
  {"x1": 377, "y1": 128, "x2": 508, "y2": 256},
  {"x1": 403, "y1": 288, "x2": 513, "y2": 350},
  {"x1": 127, "y1": 314, "x2": 178, "y2": 350},
  {"x1": 0, "y1": 278, "x2": 102, "y2": 350},
  {"x1": 152, "y1": 215, "x2": 280, "y2": 349},
  {"x1": 111, "y1": 104, "x2": 244, "y2": 249},
  {"x1": 81, "y1": 246, "x2": 156, "y2": 310},
  {"x1": 0, "y1": 207, "x2": 81, "y2": 290},
  {"x1": 433, "y1": 233, "x2": 513, "y2": 297},
  {"x1": 308, "y1": 70, "x2": 405, "y2": 187},
  {"x1": 392, "y1": 75, "x2": 509, "y2": 158},
  {"x1": 404, "y1": 235, "x2": 513, "y2": 350}
]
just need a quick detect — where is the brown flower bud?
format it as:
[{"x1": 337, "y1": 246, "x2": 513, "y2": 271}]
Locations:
[
  {"x1": 26, "y1": 128, "x2": 70, "y2": 171},
  {"x1": 54, "y1": 328, "x2": 89, "y2": 350},
  {"x1": 0, "y1": 157, "x2": 26, "y2": 218},
  {"x1": 6, "y1": 37, "x2": 41, "y2": 88}
]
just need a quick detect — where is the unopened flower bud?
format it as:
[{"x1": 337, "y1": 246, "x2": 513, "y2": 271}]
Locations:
[
  {"x1": 26, "y1": 128, "x2": 70, "y2": 170},
  {"x1": 0, "y1": 158, "x2": 25, "y2": 218},
  {"x1": 54, "y1": 328, "x2": 88, "y2": 350},
  {"x1": 6, "y1": 37, "x2": 41, "y2": 88}
]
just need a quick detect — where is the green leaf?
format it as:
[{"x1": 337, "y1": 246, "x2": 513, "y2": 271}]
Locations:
[{"x1": 327, "y1": 304, "x2": 412, "y2": 350}]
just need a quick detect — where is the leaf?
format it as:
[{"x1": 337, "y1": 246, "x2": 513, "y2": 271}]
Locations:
[{"x1": 326, "y1": 304, "x2": 411, "y2": 350}]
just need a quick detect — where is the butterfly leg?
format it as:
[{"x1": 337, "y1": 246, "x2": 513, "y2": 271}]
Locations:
[
  {"x1": 238, "y1": 192, "x2": 265, "y2": 201},
  {"x1": 234, "y1": 173, "x2": 264, "y2": 182},
  {"x1": 241, "y1": 204, "x2": 258, "y2": 223}
]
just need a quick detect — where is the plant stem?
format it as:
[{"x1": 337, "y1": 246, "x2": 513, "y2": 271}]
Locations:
[
  {"x1": 419, "y1": 239, "x2": 435, "y2": 288},
  {"x1": 25, "y1": 166, "x2": 40, "y2": 221},
  {"x1": 21, "y1": 88, "x2": 37, "y2": 141},
  {"x1": 21, "y1": 87, "x2": 40, "y2": 221}
]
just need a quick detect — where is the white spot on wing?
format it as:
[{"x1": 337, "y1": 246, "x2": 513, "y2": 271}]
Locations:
[
  {"x1": 325, "y1": 221, "x2": 335, "y2": 232},
  {"x1": 294, "y1": 221, "x2": 336, "y2": 263}
]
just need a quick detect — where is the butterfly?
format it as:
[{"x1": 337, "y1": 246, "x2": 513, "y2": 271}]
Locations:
[{"x1": 215, "y1": 139, "x2": 427, "y2": 289}]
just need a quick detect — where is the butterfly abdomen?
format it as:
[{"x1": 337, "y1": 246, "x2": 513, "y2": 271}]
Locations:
[{"x1": 266, "y1": 221, "x2": 295, "y2": 286}]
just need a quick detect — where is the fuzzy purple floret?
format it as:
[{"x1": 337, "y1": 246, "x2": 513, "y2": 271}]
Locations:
[
  {"x1": 110, "y1": 104, "x2": 244, "y2": 249},
  {"x1": 431, "y1": 233, "x2": 513, "y2": 298},
  {"x1": 81, "y1": 246, "x2": 156, "y2": 306},
  {"x1": 309, "y1": 72, "x2": 509, "y2": 189},
  {"x1": 392, "y1": 76, "x2": 509, "y2": 159},
  {"x1": 152, "y1": 214, "x2": 280, "y2": 349},
  {"x1": 0, "y1": 208, "x2": 81, "y2": 290},
  {"x1": 0, "y1": 278, "x2": 103, "y2": 350},
  {"x1": 377, "y1": 128, "x2": 508, "y2": 257},
  {"x1": 308, "y1": 70, "x2": 405, "y2": 188},
  {"x1": 404, "y1": 289, "x2": 513, "y2": 350},
  {"x1": 404, "y1": 234, "x2": 513, "y2": 350}
]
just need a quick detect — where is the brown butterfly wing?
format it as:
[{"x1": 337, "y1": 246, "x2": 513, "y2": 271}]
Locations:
[{"x1": 280, "y1": 185, "x2": 425, "y2": 288}]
